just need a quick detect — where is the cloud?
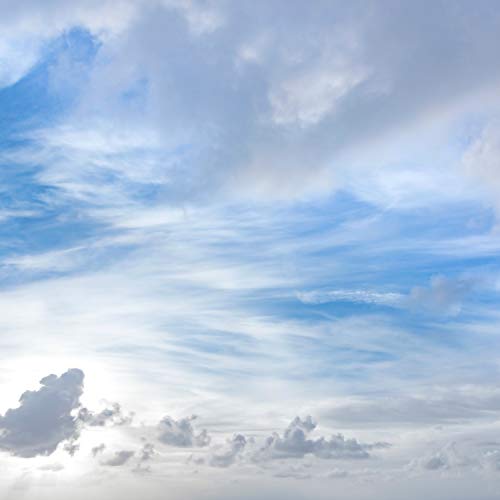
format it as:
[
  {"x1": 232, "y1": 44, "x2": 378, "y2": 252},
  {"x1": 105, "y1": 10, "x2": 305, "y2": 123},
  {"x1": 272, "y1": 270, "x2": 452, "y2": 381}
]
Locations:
[
  {"x1": 254, "y1": 417, "x2": 370, "y2": 461},
  {"x1": 206, "y1": 434, "x2": 248, "y2": 468},
  {"x1": 297, "y1": 289, "x2": 404, "y2": 307},
  {"x1": 322, "y1": 387, "x2": 500, "y2": 427},
  {"x1": 298, "y1": 273, "x2": 481, "y2": 316},
  {"x1": 91, "y1": 443, "x2": 106, "y2": 457},
  {"x1": 157, "y1": 416, "x2": 210, "y2": 448},
  {"x1": 417, "y1": 443, "x2": 476, "y2": 471},
  {"x1": 102, "y1": 449, "x2": 135, "y2": 467},
  {"x1": 38, "y1": 463, "x2": 65, "y2": 472},
  {"x1": 7, "y1": 0, "x2": 500, "y2": 205},
  {"x1": 463, "y1": 121, "x2": 500, "y2": 214},
  {"x1": 134, "y1": 442, "x2": 156, "y2": 473},
  {"x1": 0, "y1": 368, "x2": 84, "y2": 458},
  {"x1": 78, "y1": 402, "x2": 134, "y2": 427},
  {"x1": 407, "y1": 275, "x2": 475, "y2": 316},
  {"x1": 273, "y1": 463, "x2": 312, "y2": 480}
]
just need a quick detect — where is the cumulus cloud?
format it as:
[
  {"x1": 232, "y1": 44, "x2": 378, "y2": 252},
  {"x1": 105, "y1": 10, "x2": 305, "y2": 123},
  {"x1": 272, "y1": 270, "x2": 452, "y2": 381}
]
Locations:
[
  {"x1": 206, "y1": 434, "x2": 248, "y2": 468},
  {"x1": 0, "y1": 368, "x2": 84, "y2": 458},
  {"x1": 417, "y1": 443, "x2": 476, "y2": 471},
  {"x1": 134, "y1": 442, "x2": 156, "y2": 473},
  {"x1": 78, "y1": 402, "x2": 134, "y2": 427},
  {"x1": 197, "y1": 417, "x2": 381, "y2": 469},
  {"x1": 157, "y1": 416, "x2": 210, "y2": 448},
  {"x1": 254, "y1": 417, "x2": 370, "y2": 461}
]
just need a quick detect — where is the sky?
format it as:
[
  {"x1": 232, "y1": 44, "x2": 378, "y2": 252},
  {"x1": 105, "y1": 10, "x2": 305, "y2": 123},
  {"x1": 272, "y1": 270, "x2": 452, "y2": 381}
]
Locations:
[{"x1": 1, "y1": 1, "x2": 500, "y2": 498}]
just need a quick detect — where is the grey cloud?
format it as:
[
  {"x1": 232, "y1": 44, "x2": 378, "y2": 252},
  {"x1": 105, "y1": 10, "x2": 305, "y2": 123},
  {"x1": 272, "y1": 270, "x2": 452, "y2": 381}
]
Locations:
[
  {"x1": 157, "y1": 416, "x2": 211, "y2": 448},
  {"x1": 198, "y1": 417, "x2": 380, "y2": 468},
  {"x1": 63, "y1": 439, "x2": 80, "y2": 456},
  {"x1": 418, "y1": 443, "x2": 476, "y2": 471},
  {"x1": 322, "y1": 389, "x2": 500, "y2": 427},
  {"x1": 207, "y1": 434, "x2": 248, "y2": 468},
  {"x1": 37, "y1": 463, "x2": 64, "y2": 472},
  {"x1": 12, "y1": 0, "x2": 500, "y2": 205},
  {"x1": 134, "y1": 442, "x2": 156, "y2": 473},
  {"x1": 0, "y1": 368, "x2": 84, "y2": 458},
  {"x1": 79, "y1": 402, "x2": 134, "y2": 427},
  {"x1": 273, "y1": 464, "x2": 312, "y2": 480},
  {"x1": 138, "y1": 442, "x2": 155, "y2": 462},
  {"x1": 91, "y1": 443, "x2": 106, "y2": 457},
  {"x1": 102, "y1": 450, "x2": 135, "y2": 467},
  {"x1": 254, "y1": 417, "x2": 370, "y2": 461}
]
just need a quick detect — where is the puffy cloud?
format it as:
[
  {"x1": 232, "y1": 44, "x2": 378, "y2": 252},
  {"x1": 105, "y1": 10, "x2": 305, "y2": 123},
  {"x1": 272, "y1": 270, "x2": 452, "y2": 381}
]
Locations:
[
  {"x1": 206, "y1": 434, "x2": 248, "y2": 468},
  {"x1": 102, "y1": 450, "x2": 135, "y2": 467},
  {"x1": 157, "y1": 416, "x2": 210, "y2": 448},
  {"x1": 134, "y1": 442, "x2": 156, "y2": 473},
  {"x1": 78, "y1": 402, "x2": 134, "y2": 427},
  {"x1": 197, "y1": 417, "x2": 381, "y2": 469},
  {"x1": 254, "y1": 417, "x2": 370, "y2": 461},
  {"x1": 418, "y1": 443, "x2": 476, "y2": 471},
  {"x1": 0, "y1": 368, "x2": 84, "y2": 458}
]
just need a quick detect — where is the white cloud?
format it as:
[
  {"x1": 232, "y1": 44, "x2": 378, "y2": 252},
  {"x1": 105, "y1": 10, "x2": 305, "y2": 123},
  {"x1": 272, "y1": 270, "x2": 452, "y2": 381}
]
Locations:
[{"x1": 297, "y1": 289, "x2": 403, "y2": 307}]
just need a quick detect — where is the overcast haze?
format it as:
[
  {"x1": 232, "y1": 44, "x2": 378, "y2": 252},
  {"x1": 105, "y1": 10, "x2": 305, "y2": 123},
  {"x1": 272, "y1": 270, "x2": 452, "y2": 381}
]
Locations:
[{"x1": 1, "y1": 1, "x2": 500, "y2": 498}]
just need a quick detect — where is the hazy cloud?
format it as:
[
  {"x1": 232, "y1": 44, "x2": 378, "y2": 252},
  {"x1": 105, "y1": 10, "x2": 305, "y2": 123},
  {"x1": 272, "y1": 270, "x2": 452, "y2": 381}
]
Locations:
[{"x1": 102, "y1": 450, "x2": 135, "y2": 467}]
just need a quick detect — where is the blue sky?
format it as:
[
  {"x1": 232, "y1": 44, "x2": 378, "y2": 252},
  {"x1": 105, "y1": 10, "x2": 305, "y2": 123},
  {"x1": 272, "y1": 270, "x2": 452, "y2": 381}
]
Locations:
[{"x1": 1, "y1": 2, "x2": 500, "y2": 499}]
